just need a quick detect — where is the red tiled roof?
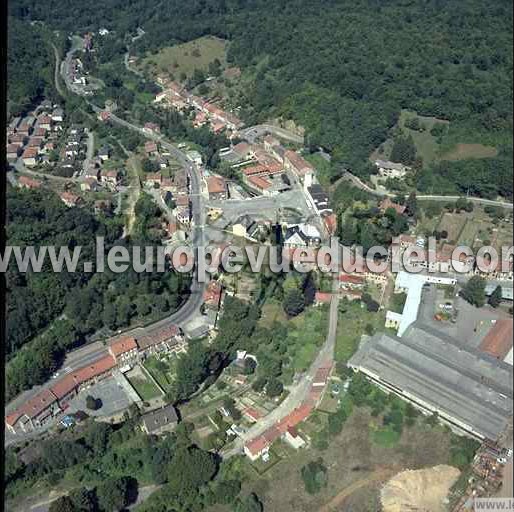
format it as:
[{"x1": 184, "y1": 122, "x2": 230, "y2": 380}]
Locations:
[
  {"x1": 7, "y1": 144, "x2": 20, "y2": 154},
  {"x1": 144, "y1": 141, "x2": 158, "y2": 153},
  {"x1": 380, "y1": 198, "x2": 406, "y2": 215},
  {"x1": 18, "y1": 176, "x2": 42, "y2": 188},
  {"x1": 136, "y1": 325, "x2": 180, "y2": 351},
  {"x1": 6, "y1": 389, "x2": 57, "y2": 426},
  {"x1": 315, "y1": 292, "x2": 332, "y2": 304},
  {"x1": 284, "y1": 150, "x2": 314, "y2": 175},
  {"x1": 247, "y1": 175, "x2": 272, "y2": 190},
  {"x1": 245, "y1": 436, "x2": 269, "y2": 457},
  {"x1": 22, "y1": 147, "x2": 39, "y2": 158},
  {"x1": 276, "y1": 404, "x2": 313, "y2": 433},
  {"x1": 323, "y1": 213, "x2": 337, "y2": 235},
  {"x1": 207, "y1": 176, "x2": 226, "y2": 195},
  {"x1": 73, "y1": 355, "x2": 116, "y2": 383},
  {"x1": 109, "y1": 336, "x2": 137, "y2": 357},
  {"x1": 203, "y1": 280, "x2": 222, "y2": 306},
  {"x1": 480, "y1": 319, "x2": 513, "y2": 359},
  {"x1": 243, "y1": 407, "x2": 263, "y2": 421},
  {"x1": 339, "y1": 273, "x2": 364, "y2": 285}
]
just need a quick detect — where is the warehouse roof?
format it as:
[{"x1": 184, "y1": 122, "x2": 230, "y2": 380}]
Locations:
[{"x1": 349, "y1": 323, "x2": 513, "y2": 440}]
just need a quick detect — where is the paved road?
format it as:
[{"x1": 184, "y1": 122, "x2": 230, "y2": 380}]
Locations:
[
  {"x1": 223, "y1": 277, "x2": 340, "y2": 458},
  {"x1": 342, "y1": 171, "x2": 513, "y2": 210},
  {"x1": 80, "y1": 130, "x2": 95, "y2": 177},
  {"x1": 239, "y1": 124, "x2": 304, "y2": 144}
]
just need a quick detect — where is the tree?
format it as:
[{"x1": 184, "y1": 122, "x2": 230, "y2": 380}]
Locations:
[
  {"x1": 233, "y1": 493, "x2": 263, "y2": 512},
  {"x1": 301, "y1": 459, "x2": 328, "y2": 494},
  {"x1": 266, "y1": 378, "x2": 284, "y2": 398},
  {"x1": 96, "y1": 477, "x2": 138, "y2": 512},
  {"x1": 252, "y1": 376, "x2": 267, "y2": 392},
  {"x1": 49, "y1": 497, "x2": 77, "y2": 512},
  {"x1": 405, "y1": 191, "x2": 418, "y2": 218},
  {"x1": 86, "y1": 395, "x2": 102, "y2": 411},
  {"x1": 460, "y1": 276, "x2": 486, "y2": 308},
  {"x1": 243, "y1": 358, "x2": 257, "y2": 375},
  {"x1": 488, "y1": 285, "x2": 503, "y2": 308},
  {"x1": 283, "y1": 288, "x2": 305, "y2": 317},
  {"x1": 390, "y1": 135, "x2": 416, "y2": 165}
]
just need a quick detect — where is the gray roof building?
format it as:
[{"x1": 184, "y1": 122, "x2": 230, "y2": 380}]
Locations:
[
  {"x1": 141, "y1": 404, "x2": 178, "y2": 435},
  {"x1": 348, "y1": 323, "x2": 513, "y2": 441}
]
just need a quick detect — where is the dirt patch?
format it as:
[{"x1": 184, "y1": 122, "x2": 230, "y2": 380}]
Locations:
[
  {"x1": 381, "y1": 465, "x2": 460, "y2": 512},
  {"x1": 442, "y1": 143, "x2": 498, "y2": 161}
]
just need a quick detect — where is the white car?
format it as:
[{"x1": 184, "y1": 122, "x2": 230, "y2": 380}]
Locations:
[{"x1": 497, "y1": 457, "x2": 507, "y2": 464}]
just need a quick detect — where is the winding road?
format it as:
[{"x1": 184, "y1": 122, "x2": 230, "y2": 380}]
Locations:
[{"x1": 342, "y1": 171, "x2": 513, "y2": 210}]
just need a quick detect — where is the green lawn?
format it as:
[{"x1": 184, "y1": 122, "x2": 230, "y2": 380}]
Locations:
[
  {"x1": 143, "y1": 356, "x2": 176, "y2": 392},
  {"x1": 371, "y1": 426, "x2": 401, "y2": 448},
  {"x1": 140, "y1": 35, "x2": 227, "y2": 79},
  {"x1": 335, "y1": 301, "x2": 386, "y2": 363},
  {"x1": 127, "y1": 376, "x2": 162, "y2": 401}
]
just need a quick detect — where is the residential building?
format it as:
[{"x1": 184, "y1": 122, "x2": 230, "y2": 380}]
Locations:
[
  {"x1": 283, "y1": 223, "x2": 321, "y2": 248},
  {"x1": 141, "y1": 405, "x2": 179, "y2": 435},
  {"x1": 51, "y1": 107, "x2": 64, "y2": 123},
  {"x1": 305, "y1": 184, "x2": 332, "y2": 214},
  {"x1": 144, "y1": 141, "x2": 159, "y2": 157},
  {"x1": 314, "y1": 292, "x2": 332, "y2": 305},
  {"x1": 21, "y1": 146, "x2": 39, "y2": 166},
  {"x1": 109, "y1": 336, "x2": 139, "y2": 368},
  {"x1": 5, "y1": 389, "x2": 59, "y2": 434},
  {"x1": 98, "y1": 146, "x2": 111, "y2": 162},
  {"x1": 283, "y1": 427, "x2": 306, "y2": 449},
  {"x1": 284, "y1": 150, "x2": 314, "y2": 179},
  {"x1": 18, "y1": 175, "x2": 42, "y2": 189},
  {"x1": 144, "y1": 173, "x2": 162, "y2": 188},
  {"x1": 38, "y1": 115, "x2": 52, "y2": 130},
  {"x1": 207, "y1": 175, "x2": 228, "y2": 200},
  {"x1": 479, "y1": 319, "x2": 513, "y2": 366},
  {"x1": 59, "y1": 191, "x2": 81, "y2": 207},
  {"x1": 374, "y1": 159, "x2": 410, "y2": 178},
  {"x1": 136, "y1": 325, "x2": 186, "y2": 358},
  {"x1": 80, "y1": 178, "x2": 99, "y2": 192},
  {"x1": 100, "y1": 169, "x2": 120, "y2": 190},
  {"x1": 7, "y1": 144, "x2": 21, "y2": 161},
  {"x1": 379, "y1": 197, "x2": 406, "y2": 215}
]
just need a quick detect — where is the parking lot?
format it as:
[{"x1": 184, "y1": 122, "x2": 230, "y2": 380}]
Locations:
[{"x1": 66, "y1": 376, "x2": 135, "y2": 418}]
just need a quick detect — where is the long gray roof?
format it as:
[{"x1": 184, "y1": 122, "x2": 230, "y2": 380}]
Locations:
[{"x1": 349, "y1": 322, "x2": 513, "y2": 440}]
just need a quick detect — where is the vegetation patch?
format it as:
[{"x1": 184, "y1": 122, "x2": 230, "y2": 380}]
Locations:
[
  {"x1": 441, "y1": 143, "x2": 498, "y2": 161},
  {"x1": 126, "y1": 375, "x2": 162, "y2": 401},
  {"x1": 140, "y1": 36, "x2": 227, "y2": 80}
]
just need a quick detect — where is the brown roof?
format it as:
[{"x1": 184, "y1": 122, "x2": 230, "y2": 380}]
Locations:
[
  {"x1": 22, "y1": 147, "x2": 39, "y2": 158},
  {"x1": 284, "y1": 150, "x2": 314, "y2": 175},
  {"x1": 7, "y1": 144, "x2": 20, "y2": 154},
  {"x1": 380, "y1": 198, "x2": 406, "y2": 215},
  {"x1": 136, "y1": 325, "x2": 180, "y2": 351},
  {"x1": 6, "y1": 389, "x2": 57, "y2": 426},
  {"x1": 247, "y1": 175, "x2": 272, "y2": 190},
  {"x1": 207, "y1": 176, "x2": 227, "y2": 195},
  {"x1": 479, "y1": 319, "x2": 513, "y2": 359},
  {"x1": 18, "y1": 176, "x2": 42, "y2": 188},
  {"x1": 315, "y1": 292, "x2": 332, "y2": 304},
  {"x1": 109, "y1": 336, "x2": 138, "y2": 357}
]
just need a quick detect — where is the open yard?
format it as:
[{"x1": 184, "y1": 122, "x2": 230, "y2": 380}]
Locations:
[
  {"x1": 335, "y1": 301, "x2": 386, "y2": 363},
  {"x1": 435, "y1": 207, "x2": 513, "y2": 251},
  {"x1": 125, "y1": 370, "x2": 162, "y2": 401},
  {"x1": 143, "y1": 356, "x2": 176, "y2": 392},
  {"x1": 139, "y1": 36, "x2": 227, "y2": 79},
  {"x1": 222, "y1": 408, "x2": 455, "y2": 512}
]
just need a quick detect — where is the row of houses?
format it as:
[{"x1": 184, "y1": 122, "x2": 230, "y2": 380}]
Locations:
[
  {"x1": 5, "y1": 325, "x2": 186, "y2": 435},
  {"x1": 392, "y1": 233, "x2": 514, "y2": 280},
  {"x1": 244, "y1": 363, "x2": 333, "y2": 461},
  {"x1": 7, "y1": 104, "x2": 66, "y2": 167},
  {"x1": 154, "y1": 79, "x2": 244, "y2": 134}
]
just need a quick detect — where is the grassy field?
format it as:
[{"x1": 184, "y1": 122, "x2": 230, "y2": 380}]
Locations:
[
  {"x1": 143, "y1": 356, "x2": 176, "y2": 392},
  {"x1": 139, "y1": 36, "x2": 227, "y2": 79},
  {"x1": 335, "y1": 301, "x2": 386, "y2": 363},
  {"x1": 441, "y1": 143, "x2": 498, "y2": 161},
  {"x1": 127, "y1": 375, "x2": 162, "y2": 401},
  {"x1": 371, "y1": 109, "x2": 498, "y2": 170}
]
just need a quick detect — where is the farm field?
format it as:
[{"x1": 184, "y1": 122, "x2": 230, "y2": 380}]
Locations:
[
  {"x1": 433, "y1": 207, "x2": 513, "y2": 252},
  {"x1": 138, "y1": 36, "x2": 227, "y2": 79}
]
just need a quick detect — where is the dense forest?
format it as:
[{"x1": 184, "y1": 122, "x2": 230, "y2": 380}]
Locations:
[
  {"x1": 9, "y1": 0, "x2": 513, "y2": 198},
  {"x1": 7, "y1": 17, "x2": 57, "y2": 115}
]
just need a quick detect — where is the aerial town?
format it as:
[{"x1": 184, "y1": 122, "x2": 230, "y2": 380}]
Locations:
[{"x1": 4, "y1": 3, "x2": 514, "y2": 512}]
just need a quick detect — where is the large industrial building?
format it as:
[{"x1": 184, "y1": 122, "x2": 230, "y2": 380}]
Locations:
[{"x1": 348, "y1": 322, "x2": 513, "y2": 441}]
